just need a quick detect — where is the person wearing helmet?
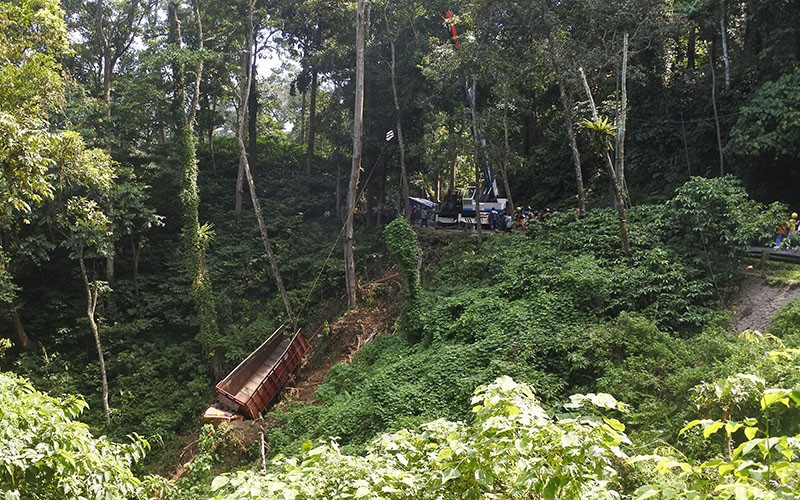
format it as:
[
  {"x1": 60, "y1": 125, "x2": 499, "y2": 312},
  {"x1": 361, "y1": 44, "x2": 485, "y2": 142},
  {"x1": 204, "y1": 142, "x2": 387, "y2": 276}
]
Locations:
[{"x1": 776, "y1": 212, "x2": 797, "y2": 248}]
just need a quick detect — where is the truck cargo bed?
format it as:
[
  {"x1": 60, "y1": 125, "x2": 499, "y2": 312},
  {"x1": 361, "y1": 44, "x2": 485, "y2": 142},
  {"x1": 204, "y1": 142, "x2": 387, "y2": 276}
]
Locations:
[{"x1": 214, "y1": 325, "x2": 309, "y2": 418}]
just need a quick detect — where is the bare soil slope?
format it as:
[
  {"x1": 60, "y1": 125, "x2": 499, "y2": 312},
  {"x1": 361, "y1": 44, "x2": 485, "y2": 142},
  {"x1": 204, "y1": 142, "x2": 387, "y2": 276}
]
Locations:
[{"x1": 730, "y1": 271, "x2": 800, "y2": 333}]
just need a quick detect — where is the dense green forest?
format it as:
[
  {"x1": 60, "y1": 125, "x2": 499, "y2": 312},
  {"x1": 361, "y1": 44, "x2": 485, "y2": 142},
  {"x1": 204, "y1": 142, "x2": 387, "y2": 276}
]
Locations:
[{"x1": 4, "y1": 0, "x2": 800, "y2": 498}]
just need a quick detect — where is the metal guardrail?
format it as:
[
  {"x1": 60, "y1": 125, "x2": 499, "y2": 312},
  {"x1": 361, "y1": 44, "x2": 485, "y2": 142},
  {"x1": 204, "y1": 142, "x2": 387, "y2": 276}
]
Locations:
[{"x1": 746, "y1": 247, "x2": 800, "y2": 264}]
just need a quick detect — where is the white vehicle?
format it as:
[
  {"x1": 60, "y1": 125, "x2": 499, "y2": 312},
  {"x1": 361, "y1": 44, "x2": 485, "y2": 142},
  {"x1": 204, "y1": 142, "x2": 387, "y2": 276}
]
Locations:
[{"x1": 458, "y1": 184, "x2": 508, "y2": 227}]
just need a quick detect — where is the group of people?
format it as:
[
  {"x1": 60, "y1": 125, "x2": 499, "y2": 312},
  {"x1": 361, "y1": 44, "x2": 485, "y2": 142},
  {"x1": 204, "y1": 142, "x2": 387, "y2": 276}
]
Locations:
[
  {"x1": 410, "y1": 205, "x2": 431, "y2": 227},
  {"x1": 469, "y1": 206, "x2": 556, "y2": 233},
  {"x1": 775, "y1": 212, "x2": 798, "y2": 248},
  {"x1": 512, "y1": 207, "x2": 554, "y2": 230}
]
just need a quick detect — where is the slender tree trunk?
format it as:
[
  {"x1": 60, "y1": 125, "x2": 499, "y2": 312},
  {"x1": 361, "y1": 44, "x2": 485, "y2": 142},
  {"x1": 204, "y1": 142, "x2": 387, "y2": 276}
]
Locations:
[
  {"x1": 556, "y1": 76, "x2": 585, "y2": 212},
  {"x1": 79, "y1": 255, "x2": 110, "y2": 424},
  {"x1": 687, "y1": 26, "x2": 696, "y2": 70},
  {"x1": 579, "y1": 64, "x2": 631, "y2": 255},
  {"x1": 720, "y1": 1, "x2": 731, "y2": 89},
  {"x1": 8, "y1": 312, "x2": 32, "y2": 351},
  {"x1": 235, "y1": 98, "x2": 247, "y2": 218},
  {"x1": 305, "y1": 69, "x2": 319, "y2": 175},
  {"x1": 615, "y1": 34, "x2": 629, "y2": 207},
  {"x1": 241, "y1": 154, "x2": 294, "y2": 319},
  {"x1": 500, "y1": 81, "x2": 515, "y2": 212},
  {"x1": 132, "y1": 240, "x2": 141, "y2": 301},
  {"x1": 545, "y1": 26, "x2": 585, "y2": 212},
  {"x1": 299, "y1": 90, "x2": 307, "y2": 145},
  {"x1": 96, "y1": 0, "x2": 117, "y2": 285},
  {"x1": 248, "y1": 51, "x2": 258, "y2": 166},
  {"x1": 234, "y1": 49, "x2": 249, "y2": 219},
  {"x1": 709, "y1": 46, "x2": 725, "y2": 176},
  {"x1": 388, "y1": 37, "x2": 410, "y2": 221},
  {"x1": 448, "y1": 121, "x2": 456, "y2": 193},
  {"x1": 238, "y1": 0, "x2": 293, "y2": 320},
  {"x1": 468, "y1": 77, "x2": 483, "y2": 245},
  {"x1": 345, "y1": 0, "x2": 366, "y2": 308},
  {"x1": 95, "y1": 0, "x2": 112, "y2": 117},
  {"x1": 336, "y1": 161, "x2": 342, "y2": 220}
]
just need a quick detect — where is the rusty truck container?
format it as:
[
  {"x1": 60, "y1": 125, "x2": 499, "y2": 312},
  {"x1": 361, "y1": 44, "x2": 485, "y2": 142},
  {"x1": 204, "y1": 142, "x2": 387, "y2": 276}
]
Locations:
[{"x1": 214, "y1": 325, "x2": 309, "y2": 418}]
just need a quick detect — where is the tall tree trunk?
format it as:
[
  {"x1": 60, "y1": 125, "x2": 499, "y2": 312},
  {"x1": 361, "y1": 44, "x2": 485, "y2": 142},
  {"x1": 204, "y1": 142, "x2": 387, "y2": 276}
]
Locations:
[
  {"x1": 709, "y1": 44, "x2": 725, "y2": 176},
  {"x1": 132, "y1": 240, "x2": 141, "y2": 301},
  {"x1": 96, "y1": 0, "x2": 116, "y2": 285},
  {"x1": 720, "y1": 0, "x2": 731, "y2": 89},
  {"x1": 615, "y1": 33, "x2": 629, "y2": 208},
  {"x1": 305, "y1": 69, "x2": 319, "y2": 175},
  {"x1": 345, "y1": 0, "x2": 366, "y2": 308},
  {"x1": 500, "y1": 81, "x2": 515, "y2": 212},
  {"x1": 388, "y1": 36, "x2": 410, "y2": 222},
  {"x1": 468, "y1": 77, "x2": 483, "y2": 245},
  {"x1": 95, "y1": 0, "x2": 112, "y2": 117},
  {"x1": 171, "y1": 0, "x2": 222, "y2": 379},
  {"x1": 238, "y1": 0, "x2": 293, "y2": 321},
  {"x1": 248, "y1": 49, "x2": 259, "y2": 166},
  {"x1": 235, "y1": 94, "x2": 248, "y2": 218},
  {"x1": 234, "y1": 47, "x2": 250, "y2": 219},
  {"x1": 545, "y1": 26, "x2": 585, "y2": 212},
  {"x1": 78, "y1": 254, "x2": 110, "y2": 424},
  {"x1": 556, "y1": 75, "x2": 585, "y2": 212},
  {"x1": 336, "y1": 161, "x2": 342, "y2": 220},
  {"x1": 579, "y1": 63, "x2": 631, "y2": 256},
  {"x1": 299, "y1": 90, "x2": 307, "y2": 145},
  {"x1": 448, "y1": 121, "x2": 456, "y2": 193},
  {"x1": 687, "y1": 25, "x2": 696, "y2": 70}
]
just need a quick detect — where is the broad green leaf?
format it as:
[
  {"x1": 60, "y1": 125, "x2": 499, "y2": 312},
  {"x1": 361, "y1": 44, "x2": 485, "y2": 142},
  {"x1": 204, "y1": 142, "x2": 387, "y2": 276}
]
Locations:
[
  {"x1": 441, "y1": 468, "x2": 461, "y2": 483},
  {"x1": 761, "y1": 390, "x2": 790, "y2": 410},
  {"x1": 632, "y1": 485, "x2": 660, "y2": 500},
  {"x1": 211, "y1": 476, "x2": 230, "y2": 491},
  {"x1": 603, "y1": 417, "x2": 625, "y2": 432},
  {"x1": 680, "y1": 420, "x2": 706, "y2": 435},
  {"x1": 725, "y1": 422, "x2": 742, "y2": 435},
  {"x1": 703, "y1": 420, "x2": 725, "y2": 439}
]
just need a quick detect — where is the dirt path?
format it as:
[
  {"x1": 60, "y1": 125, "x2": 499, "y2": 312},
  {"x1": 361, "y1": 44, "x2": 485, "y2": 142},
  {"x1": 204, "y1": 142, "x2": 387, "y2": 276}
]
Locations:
[
  {"x1": 729, "y1": 272, "x2": 800, "y2": 333},
  {"x1": 290, "y1": 276, "x2": 403, "y2": 404}
]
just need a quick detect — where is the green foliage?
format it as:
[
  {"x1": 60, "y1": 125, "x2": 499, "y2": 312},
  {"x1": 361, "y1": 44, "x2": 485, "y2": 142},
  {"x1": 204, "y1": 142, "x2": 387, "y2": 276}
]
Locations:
[
  {"x1": 729, "y1": 68, "x2": 800, "y2": 160},
  {"x1": 172, "y1": 423, "x2": 260, "y2": 500},
  {"x1": 0, "y1": 0, "x2": 69, "y2": 119},
  {"x1": 0, "y1": 370, "x2": 167, "y2": 499},
  {"x1": 384, "y1": 218, "x2": 422, "y2": 341},
  {"x1": 666, "y1": 176, "x2": 781, "y2": 283},
  {"x1": 211, "y1": 377, "x2": 631, "y2": 499},
  {"x1": 633, "y1": 334, "x2": 800, "y2": 499},
  {"x1": 770, "y1": 300, "x2": 800, "y2": 345},
  {"x1": 209, "y1": 335, "x2": 800, "y2": 499}
]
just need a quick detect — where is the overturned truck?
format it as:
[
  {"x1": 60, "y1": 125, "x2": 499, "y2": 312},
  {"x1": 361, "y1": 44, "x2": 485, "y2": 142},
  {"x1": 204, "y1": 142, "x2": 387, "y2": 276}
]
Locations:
[{"x1": 204, "y1": 325, "x2": 309, "y2": 422}]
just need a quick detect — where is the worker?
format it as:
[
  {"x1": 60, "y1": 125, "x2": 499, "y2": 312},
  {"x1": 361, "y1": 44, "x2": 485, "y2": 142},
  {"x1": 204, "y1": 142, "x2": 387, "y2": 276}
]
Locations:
[
  {"x1": 776, "y1": 217, "x2": 791, "y2": 248},
  {"x1": 489, "y1": 207, "x2": 499, "y2": 232}
]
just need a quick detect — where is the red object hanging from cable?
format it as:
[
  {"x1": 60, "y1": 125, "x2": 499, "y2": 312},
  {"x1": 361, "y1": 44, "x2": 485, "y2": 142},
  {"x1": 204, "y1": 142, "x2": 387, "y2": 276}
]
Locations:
[{"x1": 444, "y1": 10, "x2": 461, "y2": 50}]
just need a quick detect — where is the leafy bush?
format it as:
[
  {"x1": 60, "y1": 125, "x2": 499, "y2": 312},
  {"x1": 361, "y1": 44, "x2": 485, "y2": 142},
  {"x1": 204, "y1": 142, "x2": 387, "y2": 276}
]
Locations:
[
  {"x1": 0, "y1": 371, "x2": 167, "y2": 499},
  {"x1": 212, "y1": 339, "x2": 800, "y2": 499},
  {"x1": 384, "y1": 218, "x2": 422, "y2": 341},
  {"x1": 665, "y1": 175, "x2": 782, "y2": 283},
  {"x1": 212, "y1": 377, "x2": 631, "y2": 499}
]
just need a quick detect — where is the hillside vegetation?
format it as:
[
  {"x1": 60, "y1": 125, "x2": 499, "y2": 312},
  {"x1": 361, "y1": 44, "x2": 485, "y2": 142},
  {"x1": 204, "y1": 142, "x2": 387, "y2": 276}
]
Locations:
[
  {"x1": 164, "y1": 177, "x2": 800, "y2": 498},
  {"x1": 7, "y1": 0, "x2": 800, "y2": 498}
]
